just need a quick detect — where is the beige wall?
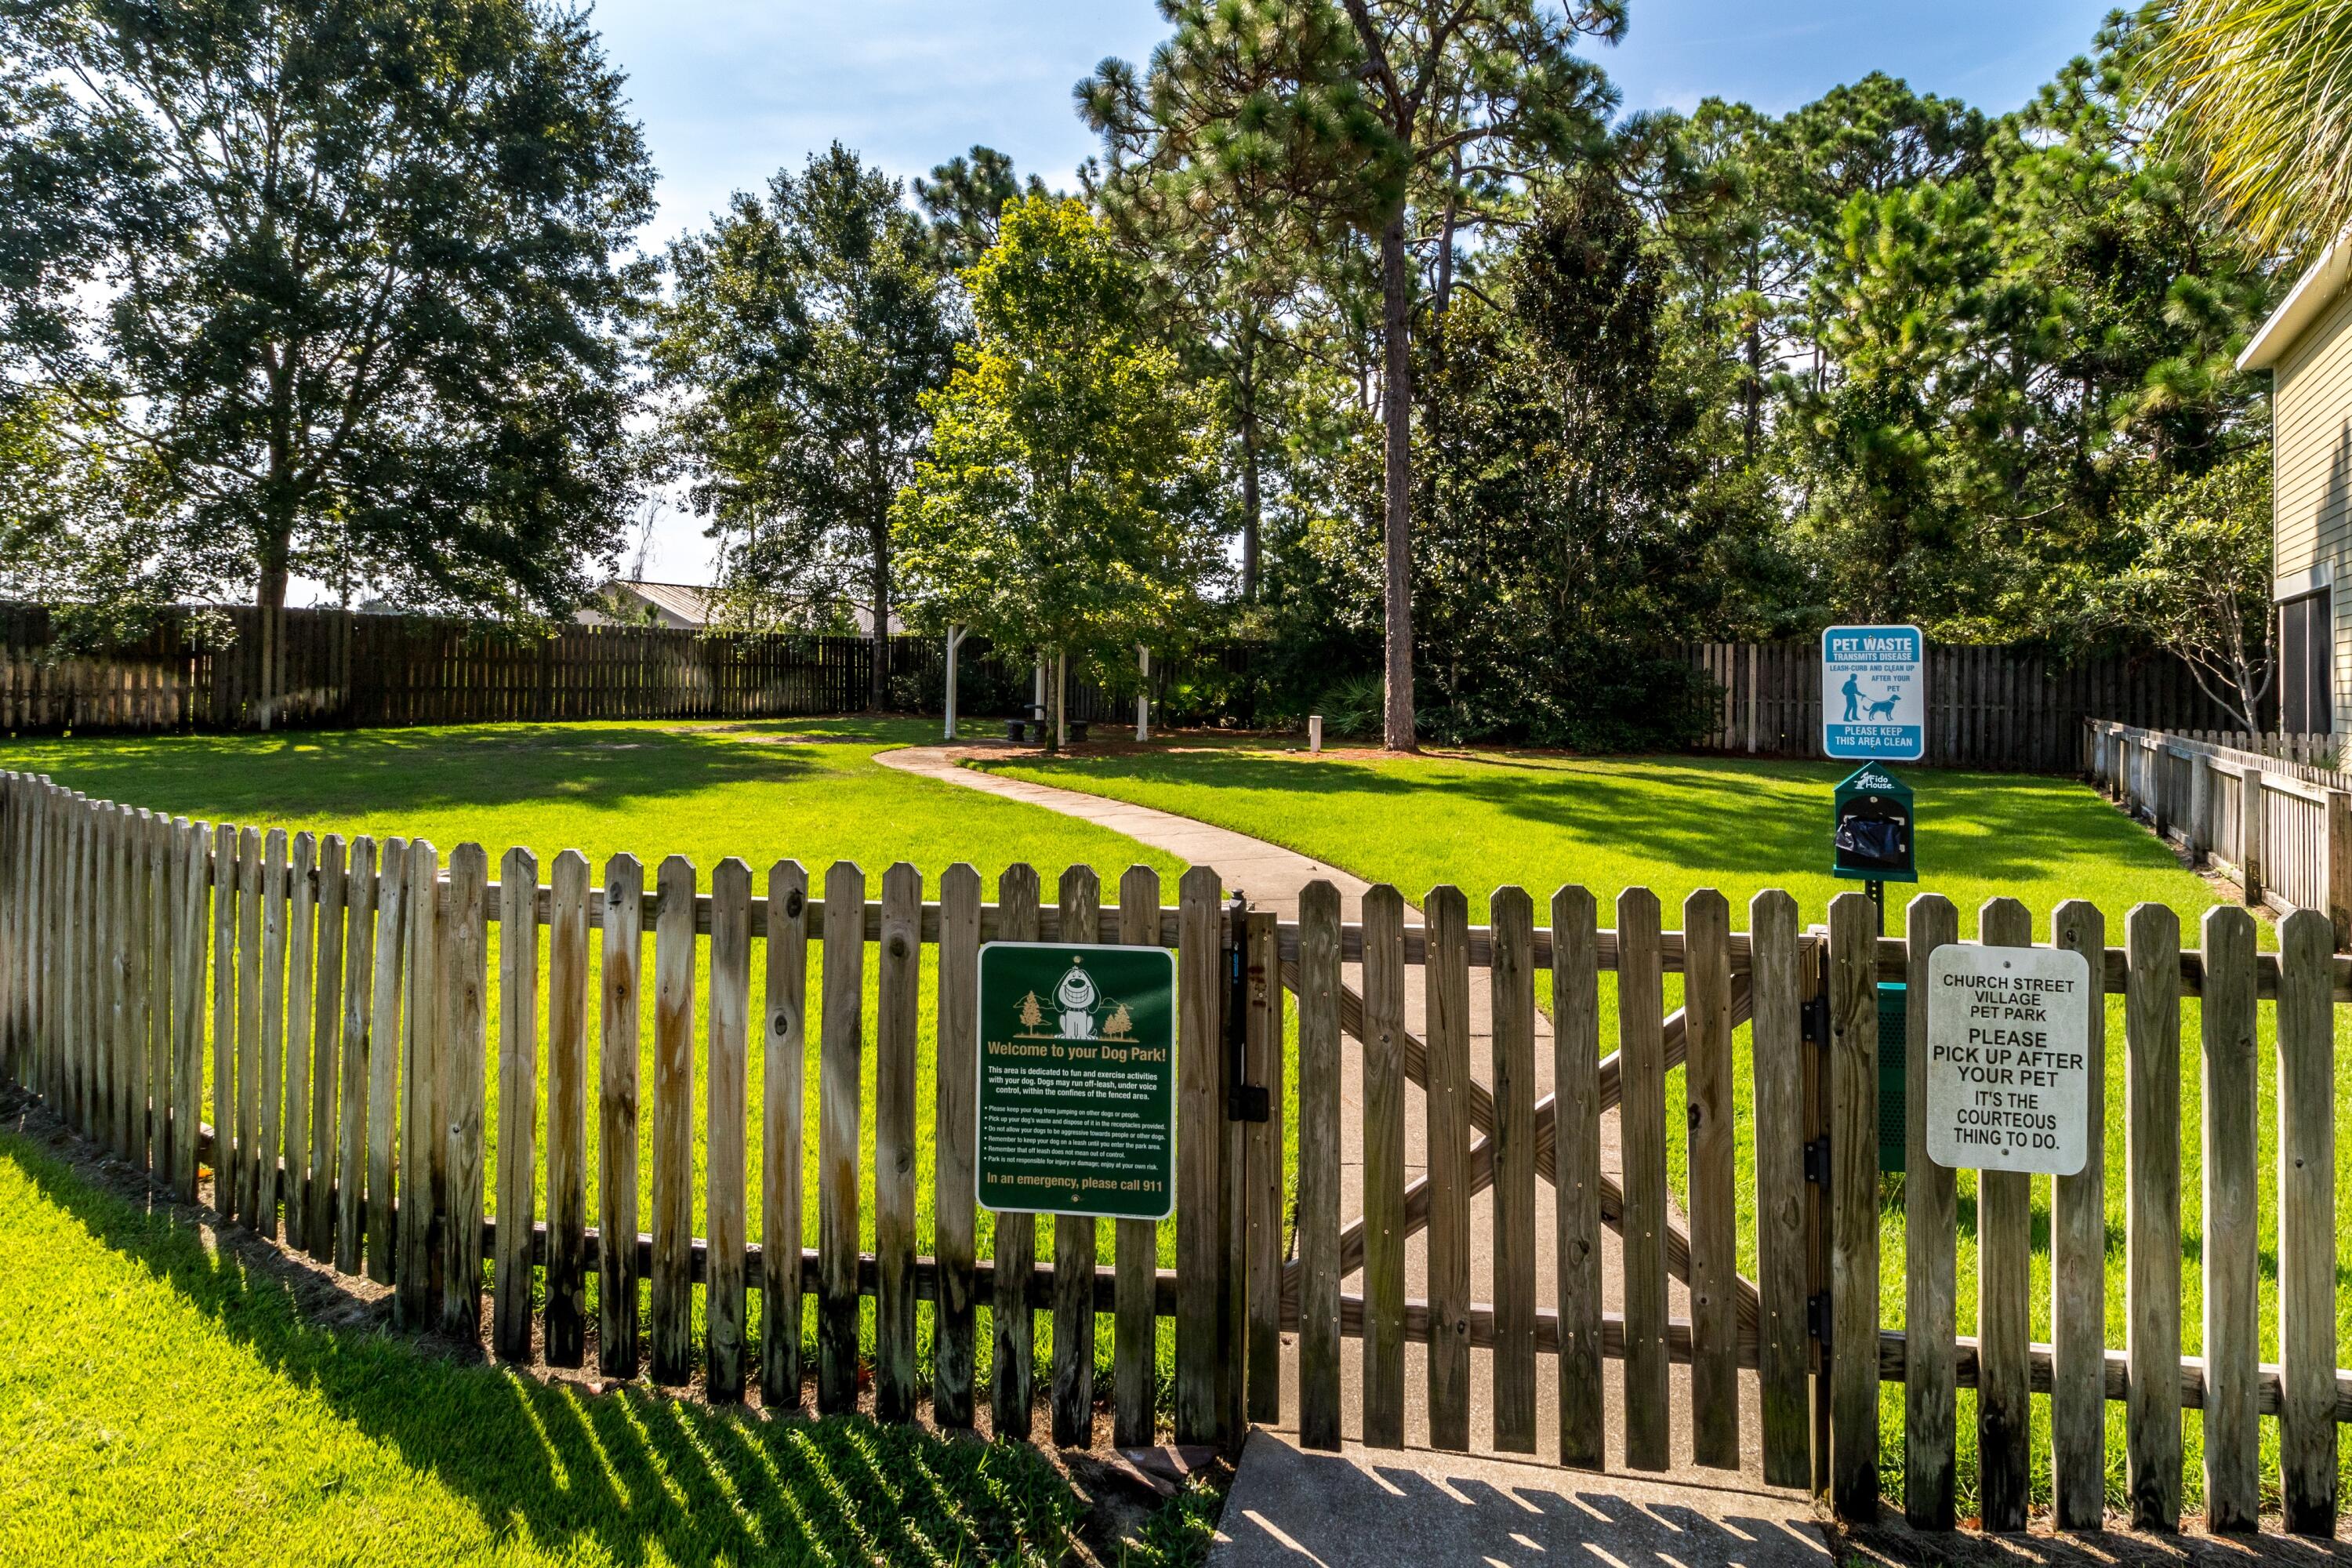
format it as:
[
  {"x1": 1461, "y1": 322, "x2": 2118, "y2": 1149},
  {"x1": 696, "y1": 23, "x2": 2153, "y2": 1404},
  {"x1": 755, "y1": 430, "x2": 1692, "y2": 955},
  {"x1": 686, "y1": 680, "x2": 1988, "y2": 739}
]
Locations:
[{"x1": 2272, "y1": 281, "x2": 2352, "y2": 730}]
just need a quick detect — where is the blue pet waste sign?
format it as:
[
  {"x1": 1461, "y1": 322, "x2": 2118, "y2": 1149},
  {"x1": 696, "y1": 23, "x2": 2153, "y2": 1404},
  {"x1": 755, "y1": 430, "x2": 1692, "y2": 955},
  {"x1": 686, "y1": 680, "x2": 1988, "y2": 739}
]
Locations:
[{"x1": 1822, "y1": 624, "x2": 1926, "y2": 761}]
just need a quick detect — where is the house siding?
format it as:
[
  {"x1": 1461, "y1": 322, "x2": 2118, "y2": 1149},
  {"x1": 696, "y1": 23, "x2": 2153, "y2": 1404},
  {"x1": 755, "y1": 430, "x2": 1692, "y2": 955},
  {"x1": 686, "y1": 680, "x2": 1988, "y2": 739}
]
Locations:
[{"x1": 2271, "y1": 278, "x2": 2352, "y2": 731}]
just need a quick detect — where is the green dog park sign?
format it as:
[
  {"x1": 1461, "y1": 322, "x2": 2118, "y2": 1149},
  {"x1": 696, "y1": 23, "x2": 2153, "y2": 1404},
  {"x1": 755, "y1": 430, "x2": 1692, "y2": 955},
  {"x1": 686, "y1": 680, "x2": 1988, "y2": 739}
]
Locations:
[{"x1": 976, "y1": 940, "x2": 1178, "y2": 1221}]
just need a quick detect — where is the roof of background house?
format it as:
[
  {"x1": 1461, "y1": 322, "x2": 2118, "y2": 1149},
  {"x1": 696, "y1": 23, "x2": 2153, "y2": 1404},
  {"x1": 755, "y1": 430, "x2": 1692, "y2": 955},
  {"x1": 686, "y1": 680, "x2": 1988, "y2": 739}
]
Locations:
[
  {"x1": 579, "y1": 579, "x2": 906, "y2": 634},
  {"x1": 2240, "y1": 236, "x2": 2352, "y2": 372}
]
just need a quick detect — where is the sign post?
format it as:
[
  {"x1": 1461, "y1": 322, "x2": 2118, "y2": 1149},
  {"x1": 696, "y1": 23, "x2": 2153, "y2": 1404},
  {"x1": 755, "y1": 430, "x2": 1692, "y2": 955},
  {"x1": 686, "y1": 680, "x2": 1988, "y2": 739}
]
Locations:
[
  {"x1": 1822, "y1": 624, "x2": 1926, "y2": 763},
  {"x1": 1923, "y1": 944, "x2": 2094, "y2": 1176},
  {"x1": 976, "y1": 940, "x2": 1178, "y2": 1221}
]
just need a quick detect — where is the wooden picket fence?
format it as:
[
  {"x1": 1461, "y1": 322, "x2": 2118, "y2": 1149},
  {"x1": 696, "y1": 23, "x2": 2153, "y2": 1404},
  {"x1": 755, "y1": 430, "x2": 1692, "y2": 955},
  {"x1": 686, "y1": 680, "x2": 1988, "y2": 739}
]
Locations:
[
  {"x1": 1685, "y1": 640, "x2": 2266, "y2": 770},
  {"x1": 5, "y1": 765, "x2": 2350, "y2": 1537},
  {"x1": 2088, "y1": 720, "x2": 2352, "y2": 946}
]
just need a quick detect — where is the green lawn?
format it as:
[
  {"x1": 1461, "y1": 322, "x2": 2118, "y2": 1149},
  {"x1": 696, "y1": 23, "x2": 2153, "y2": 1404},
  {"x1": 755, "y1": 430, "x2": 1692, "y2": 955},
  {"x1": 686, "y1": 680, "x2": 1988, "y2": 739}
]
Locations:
[
  {"x1": 0, "y1": 1128, "x2": 1220, "y2": 1568},
  {"x1": 5, "y1": 720, "x2": 2344, "y2": 1530},
  {"x1": 981, "y1": 739, "x2": 2224, "y2": 938}
]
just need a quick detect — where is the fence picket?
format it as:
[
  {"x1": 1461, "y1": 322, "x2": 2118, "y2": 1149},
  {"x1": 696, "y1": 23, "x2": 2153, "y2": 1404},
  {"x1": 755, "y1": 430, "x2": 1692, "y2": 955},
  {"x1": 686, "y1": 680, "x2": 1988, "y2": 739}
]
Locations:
[
  {"x1": 544, "y1": 850, "x2": 590, "y2": 1368},
  {"x1": 1113, "y1": 865, "x2": 1163, "y2": 1448},
  {"x1": 1617, "y1": 886, "x2": 1670, "y2": 1472},
  {"x1": 1827, "y1": 891, "x2": 1880, "y2": 1522},
  {"x1": 597, "y1": 853, "x2": 644, "y2": 1378},
  {"x1": 1359, "y1": 881, "x2": 1408, "y2": 1450},
  {"x1": 1550, "y1": 884, "x2": 1606, "y2": 1470},
  {"x1": 1050, "y1": 867, "x2": 1101, "y2": 1445},
  {"x1": 993, "y1": 863, "x2": 1040, "y2": 1438},
  {"x1": 2278, "y1": 907, "x2": 2339, "y2": 1535},
  {"x1": 335, "y1": 838, "x2": 376, "y2": 1276},
  {"x1": 172, "y1": 817, "x2": 205, "y2": 1203},
  {"x1": 306, "y1": 834, "x2": 345, "y2": 1261},
  {"x1": 1490, "y1": 886, "x2": 1538, "y2": 1454},
  {"x1": 1296, "y1": 877, "x2": 1342, "y2": 1453},
  {"x1": 251, "y1": 828, "x2": 289, "y2": 1226},
  {"x1": 494, "y1": 848, "x2": 541, "y2": 1363},
  {"x1": 1424, "y1": 883, "x2": 1472, "y2": 1450},
  {"x1": 877, "y1": 861, "x2": 922, "y2": 1423},
  {"x1": 1749, "y1": 889, "x2": 1808, "y2": 1487},
  {"x1": 820, "y1": 859, "x2": 867, "y2": 1415},
  {"x1": 396, "y1": 839, "x2": 441, "y2": 1323},
  {"x1": 1243, "y1": 905, "x2": 1283, "y2": 1431},
  {"x1": 1903, "y1": 893, "x2": 1959, "y2": 1529},
  {"x1": 441, "y1": 844, "x2": 489, "y2": 1345},
  {"x1": 283, "y1": 832, "x2": 316, "y2": 1250},
  {"x1": 706, "y1": 857, "x2": 752, "y2": 1403},
  {"x1": 1977, "y1": 898, "x2": 2032, "y2": 1533},
  {"x1": 365, "y1": 839, "x2": 407, "y2": 1283},
  {"x1": 2125, "y1": 902, "x2": 2183, "y2": 1530},
  {"x1": 933, "y1": 861, "x2": 979, "y2": 1427},
  {"x1": 650, "y1": 855, "x2": 698, "y2": 1385},
  {"x1": 1682, "y1": 887, "x2": 1737, "y2": 1470},
  {"x1": 2048, "y1": 899, "x2": 2107, "y2": 1529},
  {"x1": 2199, "y1": 905, "x2": 2259, "y2": 1531}
]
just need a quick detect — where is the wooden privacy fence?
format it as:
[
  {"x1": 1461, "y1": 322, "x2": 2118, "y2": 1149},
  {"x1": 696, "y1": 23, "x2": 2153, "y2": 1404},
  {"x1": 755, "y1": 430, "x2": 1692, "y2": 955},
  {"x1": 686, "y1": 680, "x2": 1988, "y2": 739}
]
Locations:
[
  {"x1": 0, "y1": 604, "x2": 1181, "y2": 735},
  {"x1": 6, "y1": 766, "x2": 2352, "y2": 1541},
  {"x1": 1685, "y1": 640, "x2": 2265, "y2": 769},
  {"x1": 2088, "y1": 720, "x2": 2352, "y2": 946}
]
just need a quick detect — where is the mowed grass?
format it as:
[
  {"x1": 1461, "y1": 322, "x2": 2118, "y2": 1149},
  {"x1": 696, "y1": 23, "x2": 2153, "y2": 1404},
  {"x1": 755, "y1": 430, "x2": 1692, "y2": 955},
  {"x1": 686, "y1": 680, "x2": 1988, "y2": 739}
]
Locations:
[
  {"x1": 0, "y1": 720, "x2": 1192, "y2": 1408},
  {"x1": 0, "y1": 1129, "x2": 1227, "y2": 1568},
  {"x1": 984, "y1": 738, "x2": 2352, "y2": 1519}
]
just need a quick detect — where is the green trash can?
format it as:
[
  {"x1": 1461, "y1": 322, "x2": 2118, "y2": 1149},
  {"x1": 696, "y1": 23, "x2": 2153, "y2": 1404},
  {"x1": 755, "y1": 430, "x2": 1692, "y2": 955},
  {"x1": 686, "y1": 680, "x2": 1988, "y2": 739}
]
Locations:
[{"x1": 1878, "y1": 981, "x2": 1907, "y2": 1173}]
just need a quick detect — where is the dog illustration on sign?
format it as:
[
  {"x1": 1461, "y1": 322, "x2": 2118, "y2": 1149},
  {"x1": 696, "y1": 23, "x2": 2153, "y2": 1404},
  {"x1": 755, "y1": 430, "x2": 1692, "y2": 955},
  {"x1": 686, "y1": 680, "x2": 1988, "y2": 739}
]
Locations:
[
  {"x1": 1014, "y1": 956, "x2": 1138, "y2": 1042},
  {"x1": 1864, "y1": 691, "x2": 1902, "y2": 720}
]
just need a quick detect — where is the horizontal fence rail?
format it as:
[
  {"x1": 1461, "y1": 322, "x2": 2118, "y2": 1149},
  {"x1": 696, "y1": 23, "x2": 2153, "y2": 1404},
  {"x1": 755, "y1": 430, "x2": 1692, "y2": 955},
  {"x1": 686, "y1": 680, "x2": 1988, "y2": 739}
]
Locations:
[
  {"x1": 3, "y1": 768, "x2": 2349, "y2": 1541},
  {"x1": 2089, "y1": 719, "x2": 2352, "y2": 948},
  {"x1": 1686, "y1": 640, "x2": 2268, "y2": 770}
]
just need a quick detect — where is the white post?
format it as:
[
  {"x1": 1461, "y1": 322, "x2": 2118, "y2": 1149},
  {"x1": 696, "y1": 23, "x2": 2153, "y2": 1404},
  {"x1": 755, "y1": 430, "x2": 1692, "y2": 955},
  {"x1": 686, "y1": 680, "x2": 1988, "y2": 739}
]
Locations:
[
  {"x1": 1309, "y1": 714, "x2": 1323, "y2": 753},
  {"x1": 1136, "y1": 644, "x2": 1150, "y2": 742},
  {"x1": 943, "y1": 626, "x2": 964, "y2": 741},
  {"x1": 1033, "y1": 658, "x2": 1046, "y2": 726},
  {"x1": 1055, "y1": 650, "x2": 1069, "y2": 750}
]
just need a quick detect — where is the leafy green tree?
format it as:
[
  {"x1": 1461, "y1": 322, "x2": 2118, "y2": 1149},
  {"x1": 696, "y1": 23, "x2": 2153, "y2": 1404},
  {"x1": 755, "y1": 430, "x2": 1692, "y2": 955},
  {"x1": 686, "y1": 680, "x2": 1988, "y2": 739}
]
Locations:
[
  {"x1": 0, "y1": 0, "x2": 656, "y2": 614},
  {"x1": 2102, "y1": 444, "x2": 2274, "y2": 728},
  {"x1": 651, "y1": 144, "x2": 956, "y2": 709},
  {"x1": 893, "y1": 197, "x2": 1221, "y2": 749},
  {"x1": 1084, "y1": 0, "x2": 1624, "y2": 750},
  {"x1": 914, "y1": 146, "x2": 1048, "y2": 271}
]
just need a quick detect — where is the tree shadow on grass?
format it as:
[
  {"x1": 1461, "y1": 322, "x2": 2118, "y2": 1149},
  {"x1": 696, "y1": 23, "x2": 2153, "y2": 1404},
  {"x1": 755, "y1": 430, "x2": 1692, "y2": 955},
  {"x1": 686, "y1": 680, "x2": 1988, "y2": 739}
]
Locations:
[
  {"x1": 4, "y1": 1136, "x2": 1087, "y2": 1568},
  {"x1": 0, "y1": 724, "x2": 837, "y2": 822},
  {"x1": 997, "y1": 750, "x2": 2173, "y2": 889}
]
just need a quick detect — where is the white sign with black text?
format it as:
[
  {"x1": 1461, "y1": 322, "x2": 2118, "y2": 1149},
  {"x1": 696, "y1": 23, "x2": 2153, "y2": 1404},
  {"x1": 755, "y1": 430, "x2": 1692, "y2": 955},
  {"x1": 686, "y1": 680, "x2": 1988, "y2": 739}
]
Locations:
[{"x1": 1924, "y1": 943, "x2": 2093, "y2": 1177}]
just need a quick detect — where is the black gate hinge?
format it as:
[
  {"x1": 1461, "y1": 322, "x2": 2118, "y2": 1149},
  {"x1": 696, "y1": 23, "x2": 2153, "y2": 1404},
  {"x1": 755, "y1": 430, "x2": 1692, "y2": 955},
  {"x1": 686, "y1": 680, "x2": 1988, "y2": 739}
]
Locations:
[
  {"x1": 1225, "y1": 892, "x2": 1270, "y2": 1123},
  {"x1": 1802, "y1": 1135, "x2": 1831, "y2": 1187},
  {"x1": 1807, "y1": 1291, "x2": 1833, "y2": 1359},
  {"x1": 1799, "y1": 993, "x2": 1830, "y2": 1047}
]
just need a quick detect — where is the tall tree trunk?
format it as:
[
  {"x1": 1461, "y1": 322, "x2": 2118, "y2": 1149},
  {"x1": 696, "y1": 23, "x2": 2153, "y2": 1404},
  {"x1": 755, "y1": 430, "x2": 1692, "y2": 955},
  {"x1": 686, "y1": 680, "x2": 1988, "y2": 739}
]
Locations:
[
  {"x1": 869, "y1": 521, "x2": 890, "y2": 713},
  {"x1": 256, "y1": 524, "x2": 292, "y2": 610},
  {"x1": 1240, "y1": 405, "x2": 1262, "y2": 602},
  {"x1": 1378, "y1": 209, "x2": 1416, "y2": 753}
]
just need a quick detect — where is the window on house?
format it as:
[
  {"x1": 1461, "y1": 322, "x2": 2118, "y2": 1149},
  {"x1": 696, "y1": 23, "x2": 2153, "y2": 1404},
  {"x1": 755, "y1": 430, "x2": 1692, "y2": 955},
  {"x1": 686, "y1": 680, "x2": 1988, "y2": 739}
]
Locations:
[{"x1": 2279, "y1": 587, "x2": 2333, "y2": 734}]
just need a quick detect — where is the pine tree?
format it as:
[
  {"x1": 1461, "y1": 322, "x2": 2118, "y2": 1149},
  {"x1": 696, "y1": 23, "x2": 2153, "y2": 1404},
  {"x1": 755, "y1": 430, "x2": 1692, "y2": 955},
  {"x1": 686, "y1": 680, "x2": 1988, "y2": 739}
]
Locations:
[
  {"x1": 1018, "y1": 991, "x2": 1044, "y2": 1033},
  {"x1": 1080, "y1": 1, "x2": 1624, "y2": 749}
]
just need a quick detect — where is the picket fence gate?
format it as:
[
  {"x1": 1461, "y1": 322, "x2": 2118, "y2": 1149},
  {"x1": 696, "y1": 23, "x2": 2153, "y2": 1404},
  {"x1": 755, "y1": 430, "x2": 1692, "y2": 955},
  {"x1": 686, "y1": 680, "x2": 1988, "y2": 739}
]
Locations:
[{"x1": 3, "y1": 767, "x2": 2350, "y2": 1537}]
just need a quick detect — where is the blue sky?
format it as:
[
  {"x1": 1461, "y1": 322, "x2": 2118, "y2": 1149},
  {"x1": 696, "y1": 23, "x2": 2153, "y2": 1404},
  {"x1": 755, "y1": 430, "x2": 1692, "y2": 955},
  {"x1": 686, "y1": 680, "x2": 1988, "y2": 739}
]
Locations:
[{"x1": 582, "y1": 0, "x2": 2122, "y2": 583}]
